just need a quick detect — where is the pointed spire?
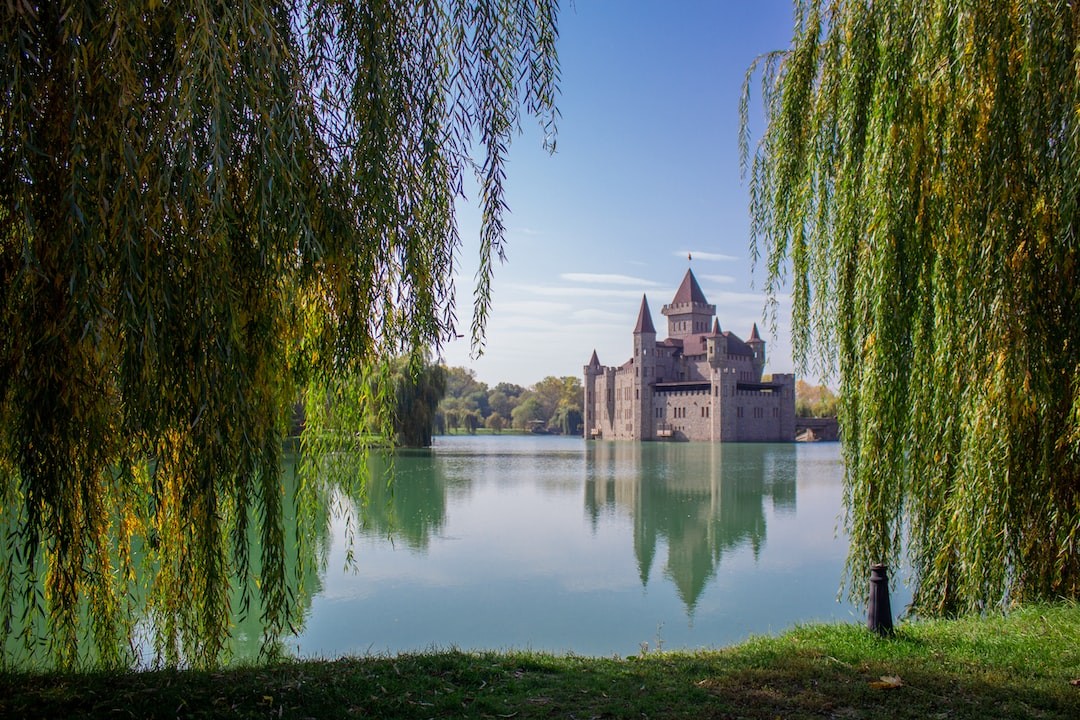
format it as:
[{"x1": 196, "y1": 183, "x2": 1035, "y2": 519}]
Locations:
[
  {"x1": 748, "y1": 322, "x2": 762, "y2": 342},
  {"x1": 633, "y1": 295, "x2": 656, "y2": 334},
  {"x1": 711, "y1": 318, "x2": 721, "y2": 335},
  {"x1": 671, "y1": 268, "x2": 709, "y2": 306},
  {"x1": 588, "y1": 349, "x2": 601, "y2": 368}
]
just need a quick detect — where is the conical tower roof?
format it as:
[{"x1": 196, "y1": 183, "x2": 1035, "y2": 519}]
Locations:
[
  {"x1": 633, "y1": 295, "x2": 656, "y2": 334},
  {"x1": 587, "y1": 349, "x2": 601, "y2": 367},
  {"x1": 671, "y1": 269, "x2": 709, "y2": 306},
  {"x1": 748, "y1": 322, "x2": 762, "y2": 342},
  {"x1": 711, "y1": 318, "x2": 721, "y2": 335}
]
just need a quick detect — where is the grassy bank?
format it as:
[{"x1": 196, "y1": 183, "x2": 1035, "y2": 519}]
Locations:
[{"x1": 2, "y1": 603, "x2": 1078, "y2": 719}]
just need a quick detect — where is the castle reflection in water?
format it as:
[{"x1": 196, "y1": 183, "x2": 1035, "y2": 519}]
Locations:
[{"x1": 584, "y1": 441, "x2": 797, "y2": 613}]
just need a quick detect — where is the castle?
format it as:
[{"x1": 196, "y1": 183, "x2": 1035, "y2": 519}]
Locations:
[{"x1": 583, "y1": 269, "x2": 795, "y2": 442}]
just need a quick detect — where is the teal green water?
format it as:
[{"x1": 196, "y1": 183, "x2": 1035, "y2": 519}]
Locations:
[
  {"x1": 290, "y1": 436, "x2": 907, "y2": 658},
  {"x1": 4, "y1": 436, "x2": 909, "y2": 666}
]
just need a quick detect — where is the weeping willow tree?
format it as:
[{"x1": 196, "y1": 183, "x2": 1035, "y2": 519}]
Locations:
[
  {"x1": 0, "y1": 0, "x2": 558, "y2": 668},
  {"x1": 743, "y1": 0, "x2": 1080, "y2": 615}
]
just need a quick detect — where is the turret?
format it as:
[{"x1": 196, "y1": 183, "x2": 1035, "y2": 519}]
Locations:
[
  {"x1": 661, "y1": 269, "x2": 716, "y2": 338},
  {"x1": 633, "y1": 294, "x2": 656, "y2": 339},
  {"x1": 747, "y1": 323, "x2": 766, "y2": 380},
  {"x1": 583, "y1": 350, "x2": 604, "y2": 438},
  {"x1": 633, "y1": 295, "x2": 656, "y2": 440},
  {"x1": 706, "y1": 318, "x2": 727, "y2": 367},
  {"x1": 585, "y1": 349, "x2": 602, "y2": 374}
]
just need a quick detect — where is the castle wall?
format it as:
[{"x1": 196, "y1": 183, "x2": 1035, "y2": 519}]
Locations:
[
  {"x1": 608, "y1": 364, "x2": 638, "y2": 440},
  {"x1": 586, "y1": 362, "x2": 796, "y2": 443},
  {"x1": 654, "y1": 387, "x2": 715, "y2": 442},
  {"x1": 583, "y1": 270, "x2": 797, "y2": 444},
  {"x1": 727, "y1": 390, "x2": 788, "y2": 441}
]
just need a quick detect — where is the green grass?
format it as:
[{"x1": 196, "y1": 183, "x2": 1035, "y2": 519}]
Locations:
[{"x1": 3, "y1": 603, "x2": 1078, "y2": 719}]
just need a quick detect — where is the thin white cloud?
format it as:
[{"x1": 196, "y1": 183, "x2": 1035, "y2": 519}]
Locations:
[
  {"x1": 559, "y1": 272, "x2": 660, "y2": 286},
  {"x1": 514, "y1": 227, "x2": 543, "y2": 236},
  {"x1": 700, "y1": 274, "x2": 736, "y2": 284},
  {"x1": 518, "y1": 284, "x2": 651, "y2": 299},
  {"x1": 570, "y1": 308, "x2": 628, "y2": 323},
  {"x1": 496, "y1": 300, "x2": 573, "y2": 315},
  {"x1": 676, "y1": 249, "x2": 738, "y2": 262},
  {"x1": 710, "y1": 289, "x2": 788, "y2": 305}
]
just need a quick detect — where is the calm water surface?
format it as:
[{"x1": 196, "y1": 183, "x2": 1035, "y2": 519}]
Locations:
[{"x1": 291, "y1": 436, "x2": 907, "y2": 658}]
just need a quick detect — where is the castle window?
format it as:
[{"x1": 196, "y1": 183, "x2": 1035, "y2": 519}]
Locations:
[{"x1": 737, "y1": 406, "x2": 744, "y2": 418}]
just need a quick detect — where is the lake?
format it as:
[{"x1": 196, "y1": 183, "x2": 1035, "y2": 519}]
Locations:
[{"x1": 287, "y1": 435, "x2": 907, "y2": 659}]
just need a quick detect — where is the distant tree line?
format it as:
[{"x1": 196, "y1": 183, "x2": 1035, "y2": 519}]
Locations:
[
  {"x1": 436, "y1": 368, "x2": 583, "y2": 435},
  {"x1": 794, "y1": 380, "x2": 839, "y2": 418}
]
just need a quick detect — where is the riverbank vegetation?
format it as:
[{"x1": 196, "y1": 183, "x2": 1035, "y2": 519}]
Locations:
[
  {"x1": 436, "y1": 367, "x2": 584, "y2": 435},
  {"x1": 0, "y1": 0, "x2": 560, "y2": 668},
  {"x1": 744, "y1": 0, "x2": 1080, "y2": 614},
  {"x1": 795, "y1": 380, "x2": 839, "y2": 418},
  {"x1": 3, "y1": 602, "x2": 1077, "y2": 719}
]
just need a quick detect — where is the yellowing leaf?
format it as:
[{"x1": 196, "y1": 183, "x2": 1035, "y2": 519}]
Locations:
[{"x1": 869, "y1": 675, "x2": 903, "y2": 690}]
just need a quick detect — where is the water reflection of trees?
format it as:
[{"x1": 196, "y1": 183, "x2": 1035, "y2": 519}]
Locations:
[
  {"x1": 2, "y1": 445, "x2": 455, "y2": 668},
  {"x1": 227, "y1": 455, "x2": 329, "y2": 662},
  {"x1": 584, "y1": 443, "x2": 797, "y2": 613},
  {"x1": 352, "y1": 450, "x2": 449, "y2": 551},
  {"x1": 1, "y1": 455, "x2": 329, "y2": 669}
]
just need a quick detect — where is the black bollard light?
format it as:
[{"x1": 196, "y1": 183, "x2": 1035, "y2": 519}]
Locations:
[{"x1": 867, "y1": 563, "x2": 894, "y2": 636}]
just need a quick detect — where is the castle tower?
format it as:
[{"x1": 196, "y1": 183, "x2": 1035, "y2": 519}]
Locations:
[
  {"x1": 583, "y1": 350, "x2": 603, "y2": 438},
  {"x1": 706, "y1": 318, "x2": 727, "y2": 367},
  {"x1": 661, "y1": 269, "x2": 716, "y2": 338},
  {"x1": 746, "y1": 323, "x2": 766, "y2": 380},
  {"x1": 632, "y1": 295, "x2": 656, "y2": 440}
]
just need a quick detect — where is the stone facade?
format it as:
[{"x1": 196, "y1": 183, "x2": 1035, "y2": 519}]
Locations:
[{"x1": 583, "y1": 269, "x2": 795, "y2": 442}]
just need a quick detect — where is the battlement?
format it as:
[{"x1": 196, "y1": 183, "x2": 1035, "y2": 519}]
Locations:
[{"x1": 661, "y1": 300, "x2": 716, "y2": 315}]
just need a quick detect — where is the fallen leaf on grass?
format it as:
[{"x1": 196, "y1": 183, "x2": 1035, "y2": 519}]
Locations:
[
  {"x1": 868, "y1": 675, "x2": 903, "y2": 690},
  {"x1": 1069, "y1": 678, "x2": 1080, "y2": 687}
]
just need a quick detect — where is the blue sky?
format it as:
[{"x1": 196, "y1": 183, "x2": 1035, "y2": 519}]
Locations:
[{"x1": 440, "y1": 0, "x2": 799, "y2": 387}]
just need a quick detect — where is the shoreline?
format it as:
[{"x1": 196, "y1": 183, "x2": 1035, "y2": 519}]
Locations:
[{"x1": 3, "y1": 602, "x2": 1077, "y2": 719}]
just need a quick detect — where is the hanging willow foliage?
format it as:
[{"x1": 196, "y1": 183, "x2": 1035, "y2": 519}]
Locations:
[
  {"x1": 0, "y1": 0, "x2": 558, "y2": 667},
  {"x1": 743, "y1": 0, "x2": 1080, "y2": 615}
]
